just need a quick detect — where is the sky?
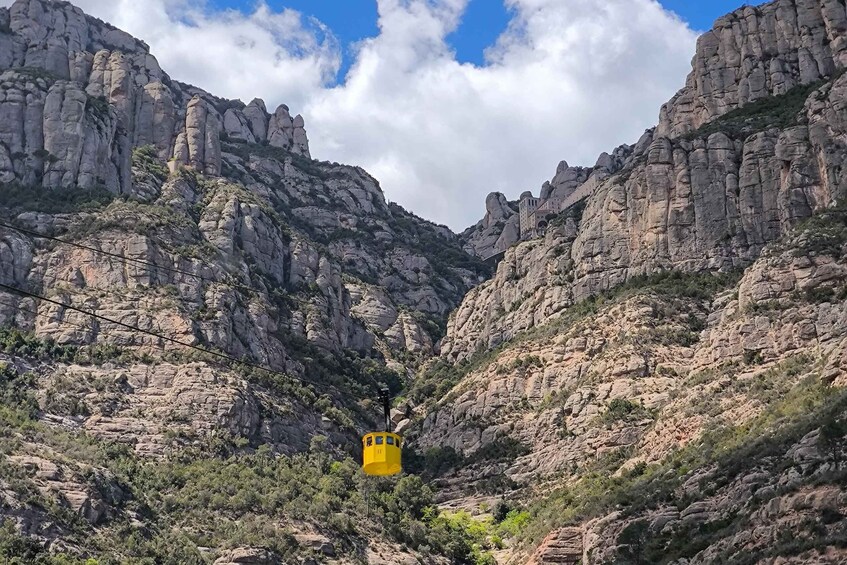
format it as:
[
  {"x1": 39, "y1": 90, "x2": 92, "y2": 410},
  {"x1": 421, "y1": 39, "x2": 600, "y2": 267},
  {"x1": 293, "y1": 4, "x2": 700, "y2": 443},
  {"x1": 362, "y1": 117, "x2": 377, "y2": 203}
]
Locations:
[
  {"x1": 208, "y1": 0, "x2": 747, "y2": 77},
  {"x1": 2, "y1": 0, "x2": 753, "y2": 230}
]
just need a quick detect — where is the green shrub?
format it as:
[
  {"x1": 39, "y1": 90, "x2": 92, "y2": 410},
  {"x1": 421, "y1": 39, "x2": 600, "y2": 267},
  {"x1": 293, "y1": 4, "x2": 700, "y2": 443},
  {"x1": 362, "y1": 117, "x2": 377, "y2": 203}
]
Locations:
[
  {"x1": 497, "y1": 509, "x2": 531, "y2": 537},
  {"x1": 404, "y1": 445, "x2": 464, "y2": 478},
  {"x1": 601, "y1": 398, "x2": 654, "y2": 424},
  {"x1": 743, "y1": 349, "x2": 765, "y2": 365},
  {"x1": 84, "y1": 95, "x2": 110, "y2": 120},
  {"x1": 0, "y1": 391, "x2": 501, "y2": 564},
  {"x1": 683, "y1": 75, "x2": 842, "y2": 141},
  {"x1": 33, "y1": 148, "x2": 59, "y2": 163},
  {"x1": 132, "y1": 144, "x2": 169, "y2": 181},
  {"x1": 818, "y1": 415, "x2": 847, "y2": 468},
  {"x1": 0, "y1": 182, "x2": 115, "y2": 214},
  {"x1": 12, "y1": 67, "x2": 61, "y2": 82},
  {"x1": 0, "y1": 328, "x2": 127, "y2": 366},
  {"x1": 0, "y1": 364, "x2": 38, "y2": 418},
  {"x1": 792, "y1": 209, "x2": 847, "y2": 257}
]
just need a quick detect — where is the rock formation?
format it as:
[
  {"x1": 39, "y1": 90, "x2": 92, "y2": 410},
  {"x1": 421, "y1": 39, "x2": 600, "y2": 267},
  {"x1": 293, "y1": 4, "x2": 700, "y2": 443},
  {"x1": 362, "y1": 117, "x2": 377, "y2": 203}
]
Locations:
[
  {"x1": 446, "y1": 61, "x2": 847, "y2": 362},
  {"x1": 2, "y1": 0, "x2": 847, "y2": 564},
  {"x1": 658, "y1": 0, "x2": 847, "y2": 137},
  {"x1": 0, "y1": 0, "x2": 487, "y2": 532},
  {"x1": 461, "y1": 192, "x2": 520, "y2": 258},
  {"x1": 0, "y1": 0, "x2": 311, "y2": 195},
  {"x1": 421, "y1": 1, "x2": 847, "y2": 563},
  {"x1": 0, "y1": 2, "x2": 490, "y2": 561}
]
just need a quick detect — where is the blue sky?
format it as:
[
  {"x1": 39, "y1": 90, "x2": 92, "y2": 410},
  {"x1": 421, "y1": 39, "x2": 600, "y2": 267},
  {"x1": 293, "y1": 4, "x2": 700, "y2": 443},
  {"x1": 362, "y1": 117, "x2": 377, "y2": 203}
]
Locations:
[{"x1": 209, "y1": 0, "x2": 750, "y2": 79}]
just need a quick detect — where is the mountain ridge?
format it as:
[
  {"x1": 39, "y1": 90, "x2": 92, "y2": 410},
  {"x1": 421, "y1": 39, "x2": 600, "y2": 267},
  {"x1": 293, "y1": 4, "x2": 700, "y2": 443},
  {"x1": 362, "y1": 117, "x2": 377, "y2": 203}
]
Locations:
[{"x1": 0, "y1": 0, "x2": 846, "y2": 564}]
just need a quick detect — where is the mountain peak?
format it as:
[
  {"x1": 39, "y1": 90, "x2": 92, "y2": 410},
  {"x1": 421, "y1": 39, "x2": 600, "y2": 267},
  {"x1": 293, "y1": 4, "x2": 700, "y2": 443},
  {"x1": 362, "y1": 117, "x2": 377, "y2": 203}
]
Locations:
[{"x1": 0, "y1": 0, "x2": 310, "y2": 196}]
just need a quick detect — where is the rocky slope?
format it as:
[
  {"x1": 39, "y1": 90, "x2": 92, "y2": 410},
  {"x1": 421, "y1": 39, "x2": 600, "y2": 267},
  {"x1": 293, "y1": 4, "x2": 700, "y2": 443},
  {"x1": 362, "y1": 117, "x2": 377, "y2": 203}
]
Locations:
[
  {"x1": 0, "y1": 0, "x2": 492, "y2": 562},
  {"x1": 415, "y1": 203, "x2": 847, "y2": 565},
  {"x1": 0, "y1": 0, "x2": 488, "y2": 375},
  {"x1": 416, "y1": 0, "x2": 847, "y2": 562},
  {"x1": 445, "y1": 10, "x2": 847, "y2": 361},
  {"x1": 2, "y1": 0, "x2": 847, "y2": 564}
]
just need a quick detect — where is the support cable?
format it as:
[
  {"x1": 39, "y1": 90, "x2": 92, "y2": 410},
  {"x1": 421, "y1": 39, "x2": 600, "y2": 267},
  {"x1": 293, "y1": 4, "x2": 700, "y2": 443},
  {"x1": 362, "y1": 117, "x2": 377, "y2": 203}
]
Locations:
[{"x1": 0, "y1": 283, "x2": 345, "y2": 397}]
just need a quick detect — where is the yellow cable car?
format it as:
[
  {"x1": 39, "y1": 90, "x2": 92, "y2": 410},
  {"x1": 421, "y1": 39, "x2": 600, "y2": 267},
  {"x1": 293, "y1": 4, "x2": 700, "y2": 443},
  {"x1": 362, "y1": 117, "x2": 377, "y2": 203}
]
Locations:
[{"x1": 362, "y1": 388, "x2": 402, "y2": 476}]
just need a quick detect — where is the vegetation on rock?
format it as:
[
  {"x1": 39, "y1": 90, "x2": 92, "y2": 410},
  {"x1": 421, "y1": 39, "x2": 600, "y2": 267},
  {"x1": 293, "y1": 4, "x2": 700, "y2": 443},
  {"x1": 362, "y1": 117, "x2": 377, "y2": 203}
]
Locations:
[
  {"x1": 682, "y1": 70, "x2": 847, "y2": 142},
  {"x1": 0, "y1": 182, "x2": 116, "y2": 215}
]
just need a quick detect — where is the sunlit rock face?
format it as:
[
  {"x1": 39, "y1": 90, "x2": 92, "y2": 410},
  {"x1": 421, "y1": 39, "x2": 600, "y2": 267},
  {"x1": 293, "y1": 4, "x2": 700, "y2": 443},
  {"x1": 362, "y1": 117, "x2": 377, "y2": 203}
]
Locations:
[{"x1": 0, "y1": 0, "x2": 310, "y2": 194}]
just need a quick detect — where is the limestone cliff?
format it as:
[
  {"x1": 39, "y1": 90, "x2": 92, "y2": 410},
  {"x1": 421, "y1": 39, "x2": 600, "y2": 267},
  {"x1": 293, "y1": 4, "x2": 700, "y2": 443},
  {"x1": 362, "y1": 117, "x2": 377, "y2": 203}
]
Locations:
[
  {"x1": 419, "y1": 1, "x2": 847, "y2": 563},
  {"x1": 2, "y1": 0, "x2": 847, "y2": 564},
  {"x1": 658, "y1": 0, "x2": 847, "y2": 137},
  {"x1": 461, "y1": 192, "x2": 520, "y2": 258},
  {"x1": 0, "y1": 0, "x2": 311, "y2": 197},
  {"x1": 447, "y1": 29, "x2": 847, "y2": 362}
]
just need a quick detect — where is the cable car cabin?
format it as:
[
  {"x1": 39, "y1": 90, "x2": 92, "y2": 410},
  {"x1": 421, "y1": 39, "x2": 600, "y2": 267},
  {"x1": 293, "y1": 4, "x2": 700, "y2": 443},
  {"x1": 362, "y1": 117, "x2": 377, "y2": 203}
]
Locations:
[
  {"x1": 362, "y1": 388, "x2": 402, "y2": 476},
  {"x1": 362, "y1": 432, "x2": 402, "y2": 476}
]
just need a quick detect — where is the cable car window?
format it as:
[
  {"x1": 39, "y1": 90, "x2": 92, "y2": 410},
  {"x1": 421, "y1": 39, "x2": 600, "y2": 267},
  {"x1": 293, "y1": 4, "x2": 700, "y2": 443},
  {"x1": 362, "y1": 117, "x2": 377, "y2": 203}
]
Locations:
[
  {"x1": 366, "y1": 437, "x2": 372, "y2": 447},
  {"x1": 386, "y1": 436, "x2": 394, "y2": 445},
  {"x1": 375, "y1": 436, "x2": 384, "y2": 445}
]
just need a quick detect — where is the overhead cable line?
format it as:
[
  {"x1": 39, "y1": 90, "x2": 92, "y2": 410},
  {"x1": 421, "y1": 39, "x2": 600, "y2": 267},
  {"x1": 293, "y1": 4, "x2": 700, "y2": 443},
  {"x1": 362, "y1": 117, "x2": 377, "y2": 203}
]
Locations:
[
  {"x1": 0, "y1": 282, "x2": 347, "y2": 397},
  {"x1": 0, "y1": 300, "x2": 97, "y2": 335},
  {"x1": 0, "y1": 220, "x2": 262, "y2": 296}
]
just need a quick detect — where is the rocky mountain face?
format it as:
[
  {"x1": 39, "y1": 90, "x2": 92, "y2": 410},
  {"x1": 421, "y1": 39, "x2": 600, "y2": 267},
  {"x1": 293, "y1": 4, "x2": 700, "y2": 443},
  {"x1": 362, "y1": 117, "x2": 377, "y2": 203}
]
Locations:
[
  {"x1": 417, "y1": 221, "x2": 847, "y2": 562},
  {"x1": 461, "y1": 147, "x2": 634, "y2": 260},
  {"x1": 445, "y1": 40, "x2": 847, "y2": 362},
  {"x1": 1, "y1": 0, "x2": 847, "y2": 564},
  {"x1": 414, "y1": 0, "x2": 847, "y2": 563},
  {"x1": 461, "y1": 192, "x2": 520, "y2": 258},
  {"x1": 0, "y1": 0, "x2": 492, "y2": 562},
  {"x1": 0, "y1": 0, "x2": 488, "y2": 373},
  {"x1": 0, "y1": 0, "x2": 310, "y2": 196},
  {"x1": 658, "y1": 0, "x2": 847, "y2": 138}
]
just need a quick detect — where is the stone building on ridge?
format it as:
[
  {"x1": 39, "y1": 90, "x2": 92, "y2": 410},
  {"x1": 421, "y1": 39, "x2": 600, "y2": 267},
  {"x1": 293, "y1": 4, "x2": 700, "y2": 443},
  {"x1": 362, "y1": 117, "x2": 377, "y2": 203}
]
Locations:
[{"x1": 518, "y1": 191, "x2": 564, "y2": 239}]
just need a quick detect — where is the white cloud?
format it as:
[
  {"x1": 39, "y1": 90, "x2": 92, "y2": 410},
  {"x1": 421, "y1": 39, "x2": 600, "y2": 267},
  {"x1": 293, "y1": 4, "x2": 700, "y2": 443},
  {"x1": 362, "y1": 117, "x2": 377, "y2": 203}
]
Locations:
[
  {"x1": 2, "y1": 0, "x2": 342, "y2": 110},
  {"x1": 2, "y1": 0, "x2": 698, "y2": 231},
  {"x1": 307, "y1": 0, "x2": 697, "y2": 229}
]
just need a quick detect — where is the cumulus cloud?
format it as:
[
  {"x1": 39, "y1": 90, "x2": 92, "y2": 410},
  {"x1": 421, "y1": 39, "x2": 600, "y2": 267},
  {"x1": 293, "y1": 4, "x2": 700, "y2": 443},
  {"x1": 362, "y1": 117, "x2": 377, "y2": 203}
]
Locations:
[
  {"x1": 309, "y1": 0, "x2": 697, "y2": 229},
  {"x1": 1, "y1": 0, "x2": 699, "y2": 230}
]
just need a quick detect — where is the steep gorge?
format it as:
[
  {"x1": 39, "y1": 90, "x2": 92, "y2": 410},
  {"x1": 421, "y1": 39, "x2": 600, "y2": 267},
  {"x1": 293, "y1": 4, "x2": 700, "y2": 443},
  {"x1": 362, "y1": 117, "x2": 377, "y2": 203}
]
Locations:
[{"x1": 0, "y1": 0, "x2": 846, "y2": 564}]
